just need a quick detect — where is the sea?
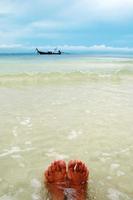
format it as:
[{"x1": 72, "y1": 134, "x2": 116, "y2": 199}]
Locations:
[{"x1": 0, "y1": 52, "x2": 133, "y2": 200}]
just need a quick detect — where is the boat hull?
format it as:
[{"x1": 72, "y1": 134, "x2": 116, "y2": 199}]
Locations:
[{"x1": 36, "y1": 48, "x2": 61, "y2": 55}]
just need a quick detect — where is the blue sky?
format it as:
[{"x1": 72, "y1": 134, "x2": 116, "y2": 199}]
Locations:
[{"x1": 0, "y1": 0, "x2": 133, "y2": 52}]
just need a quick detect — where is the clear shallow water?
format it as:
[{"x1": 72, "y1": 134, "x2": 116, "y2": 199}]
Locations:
[{"x1": 0, "y1": 54, "x2": 133, "y2": 200}]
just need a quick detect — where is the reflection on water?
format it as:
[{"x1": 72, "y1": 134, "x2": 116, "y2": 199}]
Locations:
[{"x1": 0, "y1": 56, "x2": 133, "y2": 200}]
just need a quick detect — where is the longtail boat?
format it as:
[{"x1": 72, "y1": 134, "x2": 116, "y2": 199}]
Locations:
[{"x1": 36, "y1": 48, "x2": 61, "y2": 55}]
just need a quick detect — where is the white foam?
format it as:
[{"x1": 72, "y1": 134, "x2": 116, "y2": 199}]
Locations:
[
  {"x1": 32, "y1": 194, "x2": 41, "y2": 200},
  {"x1": 31, "y1": 179, "x2": 41, "y2": 200},
  {"x1": 107, "y1": 188, "x2": 131, "y2": 200},
  {"x1": 85, "y1": 110, "x2": 91, "y2": 114},
  {"x1": 0, "y1": 146, "x2": 35, "y2": 158},
  {"x1": 113, "y1": 148, "x2": 130, "y2": 156},
  {"x1": 0, "y1": 146, "x2": 20, "y2": 157},
  {"x1": 99, "y1": 157, "x2": 107, "y2": 163},
  {"x1": 47, "y1": 148, "x2": 55, "y2": 153},
  {"x1": 106, "y1": 176, "x2": 112, "y2": 180},
  {"x1": 12, "y1": 126, "x2": 18, "y2": 137},
  {"x1": 51, "y1": 101, "x2": 62, "y2": 105},
  {"x1": 20, "y1": 117, "x2": 32, "y2": 127},
  {"x1": 25, "y1": 141, "x2": 32, "y2": 145},
  {"x1": 46, "y1": 150, "x2": 69, "y2": 160},
  {"x1": 11, "y1": 154, "x2": 21, "y2": 159},
  {"x1": 107, "y1": 188, "x2": 121, "y2": 200},
  {"x1": 19, "y1": 163, "x2": 25, "y2": 168},
  {"x1": 102, "y1": 153, "x2": 111, "y2": 157},
  {"x1": 110, "y1": 163, "x2": 120, "y2": 171},
  {"x1": 67, "y1": 130, "x2": 82, "y2": 140},
  {"x1": 31, "y1": 179, "x2": 41, "y2": 189},
  {"x1": 0, "y1": 195, "x2": 13, "y2": 200},
  {"x1": 120, "y1": 148, "x2": 129, "y2": 153},
  {"x1": 18, "y1": 188, "x2": 24, "y2": 193},
  {"x1": 116, "y1": 170, "x2": 125, "y2": 176}
]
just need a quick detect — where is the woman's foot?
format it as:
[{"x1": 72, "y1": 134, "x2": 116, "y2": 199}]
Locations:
[
  {"x1": 45, "y1": 160, "x2": 67, "y2": 184},
  {"x1": 44, "y1": 160, "x2": 67, "y2": 200},
  {"x1": 68, "y1": 160, "x2": 89, "y2": 185},
  {"x1": 67, "y1": 160, "x2": 89, "y2": 200},
  {"x1": 44, "y1": 160, "x2": 89, "y2": 200}
]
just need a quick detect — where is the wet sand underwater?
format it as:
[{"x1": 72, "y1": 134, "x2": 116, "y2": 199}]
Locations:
[{"x1": 0, "y1": 54, "x2": 133, "y2": 200}]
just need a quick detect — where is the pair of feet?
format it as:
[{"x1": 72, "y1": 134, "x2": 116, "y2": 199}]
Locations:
[{"x1": 44, "y1": 160, "x2": 89, "y2": 200}]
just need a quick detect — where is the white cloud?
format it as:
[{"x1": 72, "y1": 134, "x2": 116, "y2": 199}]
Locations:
[
  {"x1": 96, "y1": 0, "x2": 133, "y2": 12},
  {"x1": 53, "y1": 45, "x2": 133, "y2": 52},
  {"x1": 0, "y1": 0, "x2": 133, "y2": 48},
  {"x1": 0, "y1": 44, "x2": 23, "y2": 49},
  {"x1": 31, "y1": 20, "x2": 63, "y2": 29},
  {"x1": 0, "y1": 0, "x2": 14, "y2": 14},
  {"x1": 1, "y1": 44, "x2": 133, "y2": 53},
  {"x1": 88, "y1": 45, "x2": 133, "y2": 52},
  {"x1": 61, "y1": 0, "x2": 133, "y2": 22}
]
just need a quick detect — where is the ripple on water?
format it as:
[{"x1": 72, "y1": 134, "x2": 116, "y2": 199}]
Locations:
[
  {"x1": 11, "y1": 154, "x2": 21, "y2": 159},
  {"x1": 31, "y1": 179, "x2": 41, "y2": 200},
  {"x1": 32, "y1": 194, "x2": 41, "y2": 200},
  {"x1": 12, "y1": 126, "x2": 18, "y2": 137},
  {"x1": 110, "y1": 163, "x2": 125, "y2": 177},
  {"x1": 0, "y1": 195, "x2": 13, "y2": 200},
  {"x1": 110, "y1": 163, "x2": 120, "y2": 171},
  {"x1": 46, "y1": 148, "x2": 69, "y2": 160},
  {"x1": 25, "y1": 141, "x2": 32, "y2": 145},
  {"x1": 31, "y1": 179, "x2": 41, "y2": 189},
  {"x1": 106, "y1": 176, "x2": 112, "y2": 180},
  {"x1": 0, "y1": 146, "x2": 20, "y2": 157},
  {"x1": 67, "y1": 130, "x2": 82, "y2": 140},
  {"x1": 0, "y1": 146, "x2": 35, "y2": 158},
  {"x1": 19, "y1": 117, "x2": 32, "y2": 127},
  {"x1": 107, "y1": 188, "x2": 131, "y2": 200}
]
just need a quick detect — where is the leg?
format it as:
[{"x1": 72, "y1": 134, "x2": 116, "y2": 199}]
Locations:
[
  {"x1": 44, "y1": 160, "x2": 67, "y2": 200},
  {"x1": 67, "y1": 160, "x2": 89, "y2": 200}
]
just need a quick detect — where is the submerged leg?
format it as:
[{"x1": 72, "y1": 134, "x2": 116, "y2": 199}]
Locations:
[
  {"x1": 44, "y1": 160, "x2": 67, "y2": 200},
  {"x1": 67, "y1": 160, "x2": 89, "y2": 200}
]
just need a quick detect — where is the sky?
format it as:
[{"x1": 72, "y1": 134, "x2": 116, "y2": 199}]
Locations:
[{"x1": 0, "y1": 0, "x2": 133, "y2": 52}]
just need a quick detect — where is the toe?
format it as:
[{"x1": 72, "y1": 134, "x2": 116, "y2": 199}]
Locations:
[
  {"x1": 44, "y1": 170, "x2": 48, "y2": 179},
  {"x1": 74, "y1": 160, "x2": 83, "y2": 172},
  {"x1": 51, "y1": 163, "x2": 55, "y2": 172},
  {"x1": 59, "y1": 160, "x2": 66, "y2": 174},
  {"x1": 47, "y1": 165, "x2": 52, "y2": 174},
  {"x1": 83, "y1": 165, "x2": 89, "y2": 180},
  {"x1": 68, "y1": 160, "x2": 77, "y2": 172},
  {"x1": 77, "y1": 163, "x2": 83, "y2": 172},
  {"x1": 53, "y1": 160, "x2": 66, "y2": 172},
  {"x1": 57, "y1": 160, "x2": 65, "y2": 171},
  {"x1": 56, "y1": 160, "x2": 61, "y2": 171},
  {"x1": 53, "y1": 161, "x2": 60, "y2": 171},
  {"x1": 44, "y1": 169, "x2": 53, "y2": 182},
  {"x1": 80, "y1": 163, "x2": 86, "y2": 172}
]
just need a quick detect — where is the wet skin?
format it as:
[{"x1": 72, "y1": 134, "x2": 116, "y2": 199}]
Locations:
[{"x1": 44, "y1": 160, "x2": 89, "y2": 200}]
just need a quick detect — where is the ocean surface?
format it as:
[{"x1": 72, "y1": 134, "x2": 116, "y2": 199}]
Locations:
[{"x1": 0, "y1": 53, "x2": 133, "y2": 200}]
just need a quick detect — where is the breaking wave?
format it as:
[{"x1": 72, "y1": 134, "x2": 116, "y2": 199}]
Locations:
[{"x1": 0, "y1": 69, "x2": 133, "y2": 87}]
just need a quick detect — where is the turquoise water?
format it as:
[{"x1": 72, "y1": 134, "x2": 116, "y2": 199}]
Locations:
[
  {"x1": 0, "y1": 54, "x2": 133, "y2": 200},
  {"x1": 0, "y1": 54, "x2": 133, "y2": 87},
  {"x1": 0, "y1": 54, "x2": 133, "y2": 73}
]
